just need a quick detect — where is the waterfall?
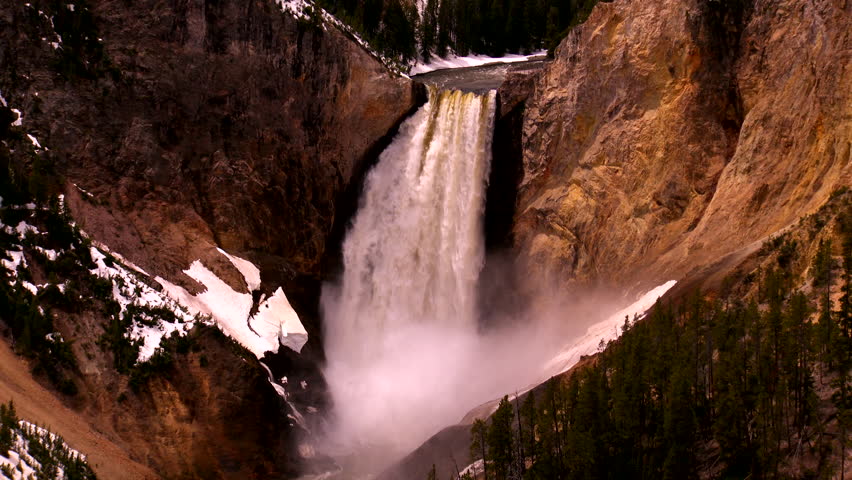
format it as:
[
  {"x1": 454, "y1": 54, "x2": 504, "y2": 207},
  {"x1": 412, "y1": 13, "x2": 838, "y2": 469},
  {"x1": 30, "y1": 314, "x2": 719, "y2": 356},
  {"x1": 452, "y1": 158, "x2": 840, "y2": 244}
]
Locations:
[{"x1": 322, "y1": 88, "x2": 497, "y2": 451}]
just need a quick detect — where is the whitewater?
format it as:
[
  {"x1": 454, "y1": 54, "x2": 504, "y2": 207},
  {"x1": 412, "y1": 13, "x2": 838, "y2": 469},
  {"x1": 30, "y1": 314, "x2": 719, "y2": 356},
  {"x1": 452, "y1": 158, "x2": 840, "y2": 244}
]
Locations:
[
  {"x1": 322, "y1": 87, "x2": 497, "y2": 452},
  {"x1": 319, "y1": 84, "x2": 677, "y2": 468}
]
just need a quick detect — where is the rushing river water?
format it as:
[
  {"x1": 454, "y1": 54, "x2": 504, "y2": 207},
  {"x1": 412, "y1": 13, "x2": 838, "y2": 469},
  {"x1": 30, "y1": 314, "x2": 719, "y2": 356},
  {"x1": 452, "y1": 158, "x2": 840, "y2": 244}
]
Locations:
[{"x1": 412, "y1": 57, "x2": 548, "y2": 93}]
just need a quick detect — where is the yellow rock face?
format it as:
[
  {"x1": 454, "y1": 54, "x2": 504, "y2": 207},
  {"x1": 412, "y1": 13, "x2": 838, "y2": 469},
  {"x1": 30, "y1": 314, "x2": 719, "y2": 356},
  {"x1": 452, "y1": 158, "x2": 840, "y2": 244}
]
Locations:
[{"x1": 514, "y1": 0, "x2": 851, "y2": 293}]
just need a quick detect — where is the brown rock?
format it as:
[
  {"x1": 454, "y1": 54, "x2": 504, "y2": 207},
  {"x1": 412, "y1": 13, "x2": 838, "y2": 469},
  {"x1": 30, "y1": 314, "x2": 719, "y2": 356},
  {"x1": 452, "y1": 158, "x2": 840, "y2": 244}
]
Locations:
[{"x1": 1, "y1": 0, "x2": 420, "y2": 294}]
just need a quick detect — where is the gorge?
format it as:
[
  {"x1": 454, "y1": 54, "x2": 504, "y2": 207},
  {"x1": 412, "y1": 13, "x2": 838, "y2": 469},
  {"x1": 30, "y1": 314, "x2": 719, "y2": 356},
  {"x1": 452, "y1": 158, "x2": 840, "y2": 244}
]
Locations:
[{"x1": 0, "y1": 0, "x2": 849, "y2": 478}]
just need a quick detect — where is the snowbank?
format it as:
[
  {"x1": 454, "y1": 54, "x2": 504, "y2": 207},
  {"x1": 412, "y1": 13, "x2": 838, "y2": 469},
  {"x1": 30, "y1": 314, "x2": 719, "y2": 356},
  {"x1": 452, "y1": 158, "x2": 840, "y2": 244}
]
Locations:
[
  {"x1": 89, "y1": 247, "x2": 196, "y2": 361},
  {"x1": 156, "y1": 250, "x2": 308, "y2": 358},
  {"x1": 216, "y1": 247, "x2": 261, "y2": 291},
  {"x1": 252, "y1": 287, "x2": 308, "y2": 353},
  {"x1": 410, "y1": 51, "x2": 545, "y2": 75},
  {"x1": 544, "y1": 280, "x2": 678, "y2": 376}
]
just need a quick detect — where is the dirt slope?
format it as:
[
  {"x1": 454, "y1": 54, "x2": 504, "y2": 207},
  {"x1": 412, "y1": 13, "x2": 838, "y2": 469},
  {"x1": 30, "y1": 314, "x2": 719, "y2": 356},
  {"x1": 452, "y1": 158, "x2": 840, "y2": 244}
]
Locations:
[{"x1": 0, "y1": 339, "x2": 156, "y2": 479}]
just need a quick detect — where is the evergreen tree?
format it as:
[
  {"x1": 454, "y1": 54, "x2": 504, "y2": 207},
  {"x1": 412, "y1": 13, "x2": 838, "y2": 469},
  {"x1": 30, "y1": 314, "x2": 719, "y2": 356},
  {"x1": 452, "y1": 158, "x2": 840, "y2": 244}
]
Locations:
[
  {"x1": 382, "y1": 0, "x2": 417, "y2": 62},
  {"x1": 420, "y1": 0, "x2": 439, "y2": 61},
  {"x1": 436, "y1": 0, "x2": 454, "y2": 57},
  {"x1": 488, "y1": 396, "x2": 515, "y2": 480},
  {"x1": 470, "y1": 418, "x2": 489, "y2": 480}
]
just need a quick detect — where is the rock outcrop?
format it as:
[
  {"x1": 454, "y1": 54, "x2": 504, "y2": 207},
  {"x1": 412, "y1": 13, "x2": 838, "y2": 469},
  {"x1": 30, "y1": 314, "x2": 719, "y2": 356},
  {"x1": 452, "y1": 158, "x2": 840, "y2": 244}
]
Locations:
[{"x1": 514, "y1": 0, "x2": 850, "y2": 293}]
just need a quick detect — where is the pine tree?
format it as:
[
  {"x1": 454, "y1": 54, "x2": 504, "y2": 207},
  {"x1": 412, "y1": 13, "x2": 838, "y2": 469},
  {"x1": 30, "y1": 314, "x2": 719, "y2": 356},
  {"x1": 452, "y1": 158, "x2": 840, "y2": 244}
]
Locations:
[
  {"x1": 0, "y1": 401, "x2": 14, "y2": 455},
  {"x1": 436, "y1": 0, "x2": 454, "y2": 57},
  {"x1": 488, "y1": 396, "x2": 515, "y2": 480},
  {"x1": 520, "y1": 390, "x2": 537, "y2": 469},
  {"x1": 470, "y1": 418, "x2": 489, "y2": 480},
  {"x1": 382, "y1": 0, "x2": 417, "y2": 62},
  {"x1": 420, "y1": 0, "x2": 439, "y2": 61}
]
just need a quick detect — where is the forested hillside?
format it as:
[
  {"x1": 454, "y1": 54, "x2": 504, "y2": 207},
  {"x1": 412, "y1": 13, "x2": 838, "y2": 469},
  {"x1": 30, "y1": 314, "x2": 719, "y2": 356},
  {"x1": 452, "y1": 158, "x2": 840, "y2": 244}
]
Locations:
[
  {"x1": 460, "y1": 191, "x2": 852, "y2": 479},
  {"x1": 316, "y1": 0, "x2": 603, "y2": 64}
]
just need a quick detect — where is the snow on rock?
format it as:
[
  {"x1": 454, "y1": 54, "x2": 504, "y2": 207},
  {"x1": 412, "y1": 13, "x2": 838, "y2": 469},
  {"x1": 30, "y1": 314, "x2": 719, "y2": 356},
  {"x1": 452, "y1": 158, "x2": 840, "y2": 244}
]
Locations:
[
  {"x1": 87, "y1": 238, "x2": 149, "y2": 276},
  {"x1": 34, "y1": 246, "x2": 58, "y2": 260},
  {"x1": 72, "y1": 183, "x2": 96, "y2": 200},
  {"x1": 410, "y1": 51, "x2": 546, "y2": 75},
  {"x1": 2, "y1": 250, "x2": 26, "y2": 276},
  {"x1": 274, "y1": 0, "x2": 408, "y2": 75},
  {"x1": 21, "y1": 281, "x2": 38, "y2": 295},
  {"x1": 157, "y1": 258, "x2": 307, "y2": 358},
  {"x1": 0, "y1": 91, "x2": 22, "y2": 127},
  {"x1": 15, "y1": 221, "x2": 39, "y2": 237},
  {"x1": 459, "y1": 459, "x2": 485, "y2": 478},
  {"x1": 216, "y1": 248, "x2": 261, "y2": 291},
  {"x1": 544, "y1": 280, "x2": 678, "y2": 376},
  {"x1": 251, "y1": 287, "x2": 308, "y2": 353},
  {"x1": 274, "y1": 0, "x2": 311, "y2": 19},
  {"x1": 259, "y1": 362, "x2": 311, "y2": 434},
  {"x1": 156, "y1": 260, "x2": 258, "y2": 352},
  {"x1": 89, "y1": 247, "x2": 196, "y2": 362},
  {"x1": 0, "y1": 420, "x2": 89, "y2": 480},
  {"x1": 26, "y1": 134, "x2": 41, "y2": 149}
]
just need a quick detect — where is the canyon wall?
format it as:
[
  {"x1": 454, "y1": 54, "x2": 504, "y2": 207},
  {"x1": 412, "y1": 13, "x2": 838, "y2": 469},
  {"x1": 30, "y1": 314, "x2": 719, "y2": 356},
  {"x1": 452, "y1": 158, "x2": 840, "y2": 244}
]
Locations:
[
  {"x1": 1, "y1": 0, "x2": 420, "y2": 298},
  {"x1": 514, "y1": 0, "x2": 850, "y2": 293}
]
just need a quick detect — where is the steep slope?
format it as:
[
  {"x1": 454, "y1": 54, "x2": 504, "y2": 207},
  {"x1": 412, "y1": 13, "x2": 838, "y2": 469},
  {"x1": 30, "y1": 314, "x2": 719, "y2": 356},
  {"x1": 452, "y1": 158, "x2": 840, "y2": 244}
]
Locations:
[
  {"x1": 514, "y1": 0, "x2": 850, "y2": 293},
  {"x1": 0, "y1": 341, "x2": 154, "y2": 479},
  {"x1": 0, "y1": 0, "x2": 420, "y2": 295},
  {"x1": 0, "y1": 0, "x2": 421, "y2": 478}
]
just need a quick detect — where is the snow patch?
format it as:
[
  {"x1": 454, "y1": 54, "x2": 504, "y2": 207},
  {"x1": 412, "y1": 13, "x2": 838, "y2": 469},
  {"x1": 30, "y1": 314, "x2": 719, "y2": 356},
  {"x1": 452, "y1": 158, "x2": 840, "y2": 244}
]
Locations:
[
  {"x1": 2, "y1": 250, "x2": 27, "y2": 277},
  {"x1": 0, "y1": 420, "x2": 88, "y2": 480},
  {"x1": 460, "y1": 459, "x2": 484, "y2": 478},
  {"x1": 251, "y1": 287, "x2": 308, "y2": 353},
  {"x1": 410, "y1": 51, "x2": 545, "y2": 75},
  {"x1": 34, "y1": 246, "x2": 58, "y2": 260},
  {"x1": 21, "y1": 282, "x2": 38, "y2": 295},
  {"x1": 544, "y1": 280, "x2": 678, "y2": 376},
  {"x1": 26, "y1": 134, "x2": 41, "y2": 149},
  {"x1": 156, "y1": 260, "x2": 306, "y2": 358},
  {"x1": 72, "y1": 183, "x2": 95, "y2": 200},
  {"x1": 15, "y1": 221, "x2": 39, "y2": 237},
  {"x1": 87, "y1": 239, "x2": 149, "y2": 276},
  {"x1": 89, "y1": 247, "x2": 196, "y2": 362},
  {"x1": 216, "y1": 248, "x2": 261, "y2": 291}
]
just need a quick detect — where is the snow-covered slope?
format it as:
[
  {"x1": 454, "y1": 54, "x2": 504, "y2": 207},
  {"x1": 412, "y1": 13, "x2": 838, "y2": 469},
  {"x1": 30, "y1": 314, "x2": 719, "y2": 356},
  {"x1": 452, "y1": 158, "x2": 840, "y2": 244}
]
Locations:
[
  {"x1": 543, "y1": 280, "x2": 678, "y2": 376},
  {"x1": 0, "y1": 416, "x2": 95, "y2": 480},
  {"x1": 156, "y1": 251, "x2": 307, "y2": 358},
  {"x1": 0, "y1": 197, "x2": 304, "y2": 364},
  {"x1": 411, "y1": 51, "x2": 545, "y2": 75}
]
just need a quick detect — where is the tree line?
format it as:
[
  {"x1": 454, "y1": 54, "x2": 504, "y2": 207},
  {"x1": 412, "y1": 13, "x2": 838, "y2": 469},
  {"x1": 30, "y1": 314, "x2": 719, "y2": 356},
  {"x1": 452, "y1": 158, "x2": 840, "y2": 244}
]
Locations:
[
  {"x1": 314, "y1": 0, "x2": 604, "y2": 64},
  {"x1": 455, "y1": 200, "x2": 852, "y2": 479}
]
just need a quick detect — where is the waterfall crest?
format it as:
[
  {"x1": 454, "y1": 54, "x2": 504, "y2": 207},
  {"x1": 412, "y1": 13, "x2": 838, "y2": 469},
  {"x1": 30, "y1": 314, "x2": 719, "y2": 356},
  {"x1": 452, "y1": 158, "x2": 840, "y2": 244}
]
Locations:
[
  {"x1": 323, "y1": 88, "x2": 497, "y2": 450},
  {"x1": 328, "y1": 88, "x2": 496, "y2": 358}
]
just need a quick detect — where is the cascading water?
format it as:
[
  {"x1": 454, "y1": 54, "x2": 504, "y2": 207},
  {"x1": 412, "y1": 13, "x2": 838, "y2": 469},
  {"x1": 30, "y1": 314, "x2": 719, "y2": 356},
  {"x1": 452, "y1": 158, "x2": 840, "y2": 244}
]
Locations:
[
  {"x1": 322, "y1": 87, "x2": 498, "y2": 454},
  {"x1": 318, "y1": 83, "x2": 672, "y2": 479}
]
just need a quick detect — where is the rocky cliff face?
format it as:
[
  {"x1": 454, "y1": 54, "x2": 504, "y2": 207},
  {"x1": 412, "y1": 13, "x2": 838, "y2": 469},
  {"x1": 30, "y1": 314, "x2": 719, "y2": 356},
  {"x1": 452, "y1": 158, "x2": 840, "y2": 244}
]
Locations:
[
  {"x1": 0, "y1": 0, "x2": 419, "y2": 477},
  {"x1": 514, "y1": 0, "x2": 850, "y2": 293},
  {"x1": 1, "y1": 0, "x2": 420, "y2": 298}
]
